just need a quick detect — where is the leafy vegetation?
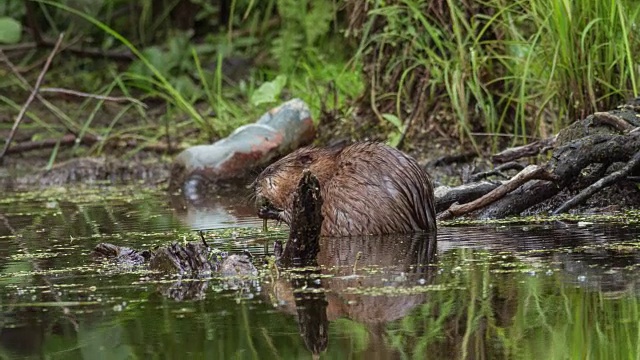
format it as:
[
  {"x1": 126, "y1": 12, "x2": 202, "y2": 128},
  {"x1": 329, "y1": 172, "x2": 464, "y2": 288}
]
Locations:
[
  {"x1": 0, "y1": 0, "x2": 639, "y2": 162},
  {"x1": 0, "y1": 0, "x2": 360, "y2": 163}
]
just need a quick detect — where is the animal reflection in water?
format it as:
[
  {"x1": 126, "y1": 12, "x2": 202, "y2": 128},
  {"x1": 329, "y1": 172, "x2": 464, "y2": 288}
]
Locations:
[{"x1": 266, "y1": 232, "x2": 437, "y2": 356}]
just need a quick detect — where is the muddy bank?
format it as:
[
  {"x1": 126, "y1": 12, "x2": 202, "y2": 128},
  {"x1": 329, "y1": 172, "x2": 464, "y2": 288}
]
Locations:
[
  {"x1": 0, "y1": 154, "x2": 172, "y2": 190},
  {"x1": 4, "y1": 99, "x2": 640, "y2": 222}
]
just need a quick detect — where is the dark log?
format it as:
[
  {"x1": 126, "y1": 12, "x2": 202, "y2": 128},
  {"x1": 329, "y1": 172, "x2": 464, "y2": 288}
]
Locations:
[
  {"x1": 478, "y1": 132, "x2": 640, "y2": 218},
  {"x1": 553, "y1": 149, "x2": 640, "y2": 214},
  {"x1": 434, "y1": 181, "x2": 502, "y2": 213},
  {"x1": 438, "y1": 165, "x2": 557, "y2": 221}
]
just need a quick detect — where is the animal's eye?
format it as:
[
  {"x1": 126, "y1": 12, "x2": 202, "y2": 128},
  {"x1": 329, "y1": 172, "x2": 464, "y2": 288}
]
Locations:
[{"x1": 298, "y1": 154, "x2": 313, "y2": 165}]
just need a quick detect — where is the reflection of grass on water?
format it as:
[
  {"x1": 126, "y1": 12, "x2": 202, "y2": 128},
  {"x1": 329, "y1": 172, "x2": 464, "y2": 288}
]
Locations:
[{"x1": 386, "y1": 248, "x2": 640, "y2": 359}]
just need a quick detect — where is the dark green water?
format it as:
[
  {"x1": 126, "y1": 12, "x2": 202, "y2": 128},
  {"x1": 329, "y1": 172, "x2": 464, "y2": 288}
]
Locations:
[{"x1": 1, "y1": 186, "x2": 640, "y2": 360}]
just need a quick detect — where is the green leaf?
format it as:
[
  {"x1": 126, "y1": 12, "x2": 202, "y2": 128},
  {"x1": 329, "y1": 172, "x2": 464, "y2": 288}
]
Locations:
[
  {"x1": 250, "y1": 75, "x2": 288, "y2": 106},
  {"x1": 128, "y1": 47, "x2": 167, "y2": 77},
  {"x1": 381, "y1": 113, "x2": 403, "y2": 130},
  {"x1": 0, "y1": 17, "x2": 22, "y2": 44},
  {"x1": 386, "y1": 131, "x2": 402, "y2": 148},
  {"x1": 172, "y1": 74, "x2": 202, "y2": 102}
]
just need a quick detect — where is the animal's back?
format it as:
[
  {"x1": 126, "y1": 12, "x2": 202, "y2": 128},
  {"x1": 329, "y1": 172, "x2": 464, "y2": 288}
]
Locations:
[{"x1": 320, "y1": 142, "x2": 436, "y2": 236}]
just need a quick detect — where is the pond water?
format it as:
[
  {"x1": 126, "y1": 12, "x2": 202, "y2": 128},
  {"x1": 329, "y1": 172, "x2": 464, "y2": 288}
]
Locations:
[{"x1": 1, "y1": 186, "x2": 640, "y2": 359}]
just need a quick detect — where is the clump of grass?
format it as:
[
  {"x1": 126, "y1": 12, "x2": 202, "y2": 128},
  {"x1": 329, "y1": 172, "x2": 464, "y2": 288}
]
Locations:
[
  {"x1": 531, "y1": 0, "x2": 639, "y2": 126},
  {"x1": 350, "y1": 0, "x2": 640, "y2": 150}
]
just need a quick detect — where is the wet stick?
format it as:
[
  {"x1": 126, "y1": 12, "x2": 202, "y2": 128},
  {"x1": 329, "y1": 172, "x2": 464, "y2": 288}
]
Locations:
[
  {"x1": 279, "y1": 170, "x2": 323, "y2": 267},
  {"x1": 263, "y1": 219, "x2": 268, "y2": 255},
  {"x1": 353, "y1": 251, "x2": 362, "y2": 274}
]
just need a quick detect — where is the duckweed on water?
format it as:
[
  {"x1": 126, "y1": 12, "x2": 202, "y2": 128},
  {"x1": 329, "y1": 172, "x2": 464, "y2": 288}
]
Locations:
[
  {"x1": 441, "y1": 210, "x2": 640, "y2": 227},
  {"x1": 0, "y1": 185, "x2": 160, "y2": 205},
  {"x1": 2, "y1": 185, "x2": 640, "y2": 358},
  {"x1": 9, "y1": 252, "x2": 58, "y2": 261},
  {"x1": 343, "y1": 284, "x2": 465, "y2": 296}
]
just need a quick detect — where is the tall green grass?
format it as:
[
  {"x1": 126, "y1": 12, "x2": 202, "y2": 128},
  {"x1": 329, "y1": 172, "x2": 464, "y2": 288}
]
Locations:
[
  {"x1": 35, "y1": 0, "x2": 214, "y2": 135},
  {"x1": 354, "y1": 0, "x2": 640, "y2": 150}
]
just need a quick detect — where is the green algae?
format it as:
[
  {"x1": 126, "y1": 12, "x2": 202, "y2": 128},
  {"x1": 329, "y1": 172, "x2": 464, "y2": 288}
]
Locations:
[
  {"x1": 440, "y1": 210, "x2": 640, "y2": 227},
  {"x1": 342, "y1": 284, "x2": 466, "y2": 296},
  {"x1": 1, "y1": 185, "x2": 640, "y2": 358}
]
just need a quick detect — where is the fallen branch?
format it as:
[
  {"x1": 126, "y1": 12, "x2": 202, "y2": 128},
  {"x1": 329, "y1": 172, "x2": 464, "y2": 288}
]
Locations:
[
  {"x1": 39, "y1": 87, "x2": 147, "y2": 108},
  {"x1": 0, "y1": 42, "x2": 38, "y2": 52},
  {"x1": 437, "y1": 165, "x2": 557, "y2": 221},
  {"x1": 0, "y1": 33, "x2": 65, "y2": 163},
  {"x1": 5, "y1": 134, "x2": 183, "y2": 155},
  {"x1": 491, "y1": 135, "x2": 557, "y2": 163},
  {"x1": 5, "y1": 134, "x2": 99, "y2": 154},
  {"x1": 591, "y1": 112, "x2": 635, "y2": 133},
  {"x1": 467, "y1": 161, "x2": 525, "y2": 183},
  {"x1": 553, "y1": 149, "x2": 640, "y2": 214},
  {"x1": 434, "y1": 181, "x2": 503, "y2": 213},
  {"x1": 37, "y1": 38, "x2": 133, "y2": 61}
]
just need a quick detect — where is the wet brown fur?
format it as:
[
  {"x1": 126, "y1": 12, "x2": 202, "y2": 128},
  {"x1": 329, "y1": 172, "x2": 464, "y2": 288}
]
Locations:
[{"x1": 253, "y1": 142, "x2": 437, "y2": 237}]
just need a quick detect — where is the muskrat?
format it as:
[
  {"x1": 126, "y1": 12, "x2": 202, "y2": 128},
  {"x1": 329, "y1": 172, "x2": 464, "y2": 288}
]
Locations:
[{"x1": 253, "y1": 142, "x2": 436, "y2": 237}]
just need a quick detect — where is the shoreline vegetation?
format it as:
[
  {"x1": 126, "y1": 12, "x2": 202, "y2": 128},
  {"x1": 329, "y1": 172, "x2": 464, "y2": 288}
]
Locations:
[{"x1": 1, "y1": 0, "x2": 638, "y2": 163}]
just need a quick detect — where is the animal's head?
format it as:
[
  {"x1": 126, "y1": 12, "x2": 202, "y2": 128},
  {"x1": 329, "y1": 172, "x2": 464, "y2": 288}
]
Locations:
[{"x1": 253, "y1": 145, "x2": 342, "y2": 213}]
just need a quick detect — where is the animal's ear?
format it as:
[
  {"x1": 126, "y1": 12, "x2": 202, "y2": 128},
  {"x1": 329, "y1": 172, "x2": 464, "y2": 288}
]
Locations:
[{"x1": 298, "y1": 154, "x2": 313, "y2": 165}]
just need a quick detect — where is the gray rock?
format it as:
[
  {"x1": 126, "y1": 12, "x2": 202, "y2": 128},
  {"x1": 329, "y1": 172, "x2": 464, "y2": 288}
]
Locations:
[{"x1": 170, "y1": 99, "x2": 316, "y2": 197}]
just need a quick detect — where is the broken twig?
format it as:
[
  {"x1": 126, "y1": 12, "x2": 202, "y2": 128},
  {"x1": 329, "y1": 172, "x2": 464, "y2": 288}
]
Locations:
[
  {"x1": 39, "y1": 87, "x2": 147, "y2": 108},
  {"x1": 491, "y1": 135, "x2": 557, "y2": 163}
]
